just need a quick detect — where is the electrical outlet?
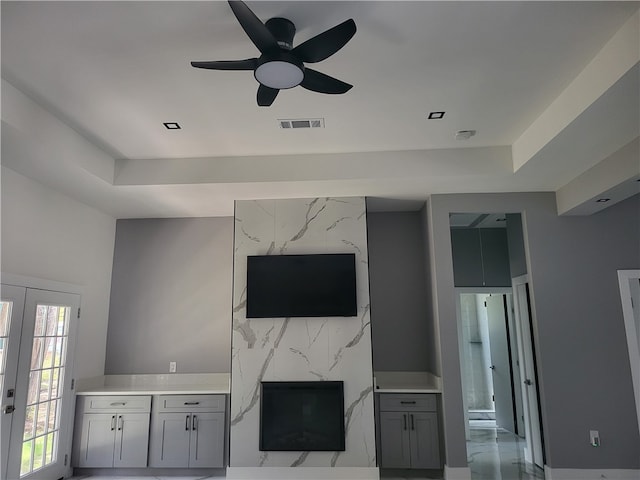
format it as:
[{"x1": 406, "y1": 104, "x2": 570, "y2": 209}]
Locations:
[
  {"x1": 169, "y1": 361, "x2": 177, "y2": 373},
  {"x1": 590, "y1": 430, "x2": 600, "y2": 447}
]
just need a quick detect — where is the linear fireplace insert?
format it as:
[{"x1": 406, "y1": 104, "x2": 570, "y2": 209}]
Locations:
[{"x1": 260, "y1": 381, "x2": 345, "y2": 451}]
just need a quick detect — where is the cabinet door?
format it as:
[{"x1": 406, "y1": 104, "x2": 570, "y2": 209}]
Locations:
[
  {"x1": 409, "y1": 412, "x2": 440, "y2": 469},
  {"x1": 77, "y1": 414, "x2": 115, "y2": 467},
  {"x1": 378, "y1": 411, "x2": 411, "y2": 468},
  {"x1": 114, "y1": 413, "x2": 150, "y2": 468},
  {"x1": 451, "y1": 229, "x2": 484, "y2": 287},
  {"x1": 149, "y1": 412, "x2": 191, "y2": 467},
  {"x1": 480, "y1": 229, "x2": 511, "y2": 287},
  {"x1": 189, "y1": 412, "x2": 225, "y2": 468}
]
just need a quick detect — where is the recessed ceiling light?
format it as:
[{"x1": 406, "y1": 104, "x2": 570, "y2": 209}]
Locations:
[
  {"x1": 596, "y1": 198, "x2": 610, "y2": 203},
  {"x1": 163, "y1": 122, "x2": 181, "y2": 130},
  {"x1": 455, "y1": 130, "x2": 476, "y2": 140},
  {"x1": 428, "y1": 111, "x2": 445, "y2": 120}
]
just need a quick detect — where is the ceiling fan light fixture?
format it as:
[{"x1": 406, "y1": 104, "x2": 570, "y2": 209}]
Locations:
[{"x1": 255, "y1": 53, "x2": 304, "y2": 89}]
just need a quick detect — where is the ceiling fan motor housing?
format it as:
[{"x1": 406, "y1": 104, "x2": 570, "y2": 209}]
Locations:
[
  {"x1": 265, "y1": 17, "x2": 296, "y2": 50},
  {"x1": 256, "y1": 18, "x2": 304, "y2": 89}
]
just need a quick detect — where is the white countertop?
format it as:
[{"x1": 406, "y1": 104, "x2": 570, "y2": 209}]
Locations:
[
  {"x1": 374, "y1": 371, "x2": 442, "y2": 393},
  {"x1": 76, "y1": 373, "x2": 230, "y2": 395}
]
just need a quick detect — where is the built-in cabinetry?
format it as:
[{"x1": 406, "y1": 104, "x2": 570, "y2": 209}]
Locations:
[
  {"x1": 450, "y1": 228, "x2": 511, "y2": 287},
  {"x1": 149, "y1": 394, "x2": 225, "y2": 468},
  {"x1": 73, "y1": 395, "x2": 151, "y2": 468},
  {"x1": 73, "y1": 392, "x2": 227, "y2": 471},
  {"x1": 378, "y1": 393, "x2": 441, "y2": 469}
]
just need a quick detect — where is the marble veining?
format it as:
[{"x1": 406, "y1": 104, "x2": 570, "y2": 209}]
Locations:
[{"x1": 230, "y1": 197, "x2": 376, "y2": 468}]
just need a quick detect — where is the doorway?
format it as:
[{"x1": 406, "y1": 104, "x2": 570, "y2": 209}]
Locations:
[
  {"x1": 449, "y1": 212, "x2": 545, "y2": 477},
  {"x1": 1, "y1": 284, "x2": 80, "y2": 480},
  {"x1": 457, "y1": 290, "x2": 523, "y2": 437}
]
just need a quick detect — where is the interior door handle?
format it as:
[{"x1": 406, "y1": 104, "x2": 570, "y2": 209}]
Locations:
[{"x1": 3, "y1": 405, "x2": 15, "y2": 414}]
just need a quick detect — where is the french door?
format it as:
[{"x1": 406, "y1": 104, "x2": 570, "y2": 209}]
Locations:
[{"x1": 1, "y1": 285, "x2": 80, "y2": 480}]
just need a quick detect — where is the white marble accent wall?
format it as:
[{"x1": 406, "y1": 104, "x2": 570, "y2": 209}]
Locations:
[{"x1": 230, "y1": 197, "x2": 376, "y2": 469}]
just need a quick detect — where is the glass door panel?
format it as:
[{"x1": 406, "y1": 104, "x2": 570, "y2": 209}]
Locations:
[{"x1": 20, "y1": 305, "x2": 70, "y2": 477}]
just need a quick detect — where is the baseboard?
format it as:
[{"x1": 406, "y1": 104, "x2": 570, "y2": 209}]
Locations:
[
  {"x1": 226, "y1": 466, "x2": 380, "y2": 479},
  {"x1": 544, "y1": 466, "x2": 640, "y2": 479},
  {"x1": 444, "y1": 465, "x2": 472, "y2": 480}
]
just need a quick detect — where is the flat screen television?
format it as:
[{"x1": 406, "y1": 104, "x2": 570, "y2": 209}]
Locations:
[
  {"x1": 246, "y1": 253, "x2": 357, "y2": 318},
  {"x1": 260, "y1": 381, "x2": 345, "y2": 451}
]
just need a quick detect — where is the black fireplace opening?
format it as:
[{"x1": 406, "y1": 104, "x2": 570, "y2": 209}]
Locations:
[{"x1": 260, "y1": 381, "x2": 346, "y2": 451}]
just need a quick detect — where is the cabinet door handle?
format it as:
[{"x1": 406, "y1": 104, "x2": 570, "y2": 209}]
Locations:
[
  {"x1": 185, "y1": 414, "x2": 191, "y2": 431},
  {"x1": 110, "y1": 402, "x2": 126, "y2": 406},
  {"x1": 118, "y1": 415, "x2": 123, "y2": 431},
  {"x1": 184, "y1": 401, "x2": 200, "y2": 405},
  {"x1": 403, "y1": 414, "x2": 407, "y2": 431},
  {"x1": 410, "y1": 414, "x2": 415, "y2": 431},
  {"x1": 192, "y1": 414, "x2": 197, "y2": 431},
  {"x1": 400, "y1": 401, "x2": 416, "y2": 404}
]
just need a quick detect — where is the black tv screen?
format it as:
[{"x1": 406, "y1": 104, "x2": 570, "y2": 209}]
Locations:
[
  {"x1": 260, "y1": 381, "x2": 345, "y2": 451},
  {"x1": 246, "y1": 253, "x2": 357, "y2": 318}
]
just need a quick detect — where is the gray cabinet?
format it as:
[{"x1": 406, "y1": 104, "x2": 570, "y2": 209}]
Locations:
[
  {"x1": 378, "y1": 394, "x2": 441, "y2": 469},
  {"x1": 149, "y1": 394, "x2": 225, "y2": 468},
  {"x1": 451, "y1": 228, "x2": 511, "y2": 287},
  {"x1": 73, "y1": 395, "x2": 151, "y2": 468}
]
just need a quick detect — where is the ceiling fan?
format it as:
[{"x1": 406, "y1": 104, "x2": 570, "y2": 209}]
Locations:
[{"x1": 191, "y1": 0, "x2": 356, "y2": 107}]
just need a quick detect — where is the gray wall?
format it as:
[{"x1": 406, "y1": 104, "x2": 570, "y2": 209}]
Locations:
[
  {"x1": 428, "y1": 192, "x2": 640, "y2": 470},
  {"x1": 105, "y1": 217, "x2": 233, "y2": 374},
  {"x1": 368, "y1": 211, "x2": 431, "y2": 372}
]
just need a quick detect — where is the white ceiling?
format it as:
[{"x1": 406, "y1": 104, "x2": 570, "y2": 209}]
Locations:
[{"x1": 2, "y1": 1, "x2": 639, "y2": 218}]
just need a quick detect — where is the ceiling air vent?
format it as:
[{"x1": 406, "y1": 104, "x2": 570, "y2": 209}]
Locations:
[{"x1": 278, "y1": 118, "x2": 325, "y2": 129}]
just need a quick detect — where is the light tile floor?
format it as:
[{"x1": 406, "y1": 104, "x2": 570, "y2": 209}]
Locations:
[
  {"x1": 69, "y1": 428, "x2": 544, "y2": 480},
  {"x1": 467, "y1": 427, "x2": 545, "y2": 480}
]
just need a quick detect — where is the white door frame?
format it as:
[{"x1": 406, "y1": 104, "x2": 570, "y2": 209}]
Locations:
[
  {"x1": 512, "y1": 274, "x2": 545, "y2": 469},
  {"x1": 617, "y1": 269, "x2": 640, "y2": 436},
  {"x1": 1, "y1": 284, "x2": 27, "y2": 480},
  {"x1": 1, "y1": 274, "x2": 82, "y2": 480}
]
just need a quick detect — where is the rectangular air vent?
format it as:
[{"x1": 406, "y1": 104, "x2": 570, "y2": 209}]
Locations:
[{"x1": 278, "y1": 118, "x2": 325, "y2": 129}]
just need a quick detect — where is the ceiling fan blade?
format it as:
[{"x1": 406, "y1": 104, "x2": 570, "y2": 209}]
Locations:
[
  {"x1": 257, "y1": 85, "x2": 279, "y2": 106},
  {"x1": 300, "y1": 68, "x2": 352, "y2": 94},
  {"x1": 191, "y1": 59, "x2": 257, "y2": 70},
  {"x1": 228, "y1": 0, "x2": 279, "y2": 54},
  {"x1": 291, "y1": 19, "x2": 356, "y2": 63}
]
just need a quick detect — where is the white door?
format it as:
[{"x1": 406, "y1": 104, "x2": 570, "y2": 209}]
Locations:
[
  {"x1": 5, "y1": 288, "x2": 80, "y2": 480},
  {"x1": 1, "y1": 285, "x2": 27, "y2": 480},
  {"x1": 513, "y1": 277, "x2": 544, "y2": 469},
  {"x1": 486, "y1": 294, "x2": 516, "y2": 434},
  {"x1": 618, "y1": 270, "x2": 640, "y2": 436}
]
